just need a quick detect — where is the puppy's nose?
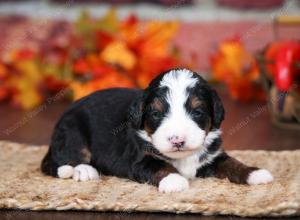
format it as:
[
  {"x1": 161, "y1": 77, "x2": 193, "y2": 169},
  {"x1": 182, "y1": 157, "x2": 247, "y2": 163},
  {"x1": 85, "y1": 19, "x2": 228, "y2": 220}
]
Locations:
[{"x1": 168, "y1": 135, "x2": 186, "y2": 148}]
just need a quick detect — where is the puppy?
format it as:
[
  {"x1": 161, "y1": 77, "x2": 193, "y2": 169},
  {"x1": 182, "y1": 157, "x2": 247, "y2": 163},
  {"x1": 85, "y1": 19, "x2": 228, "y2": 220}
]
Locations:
[{"x1": 41, "y1": 68, "x2": 273, "y2": 193}]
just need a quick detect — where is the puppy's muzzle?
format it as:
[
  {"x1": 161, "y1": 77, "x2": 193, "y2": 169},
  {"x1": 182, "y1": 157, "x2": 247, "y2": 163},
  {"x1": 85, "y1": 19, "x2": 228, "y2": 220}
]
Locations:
[{"x1": 168, "y1": 135, "x2": 186, "y2": 150}]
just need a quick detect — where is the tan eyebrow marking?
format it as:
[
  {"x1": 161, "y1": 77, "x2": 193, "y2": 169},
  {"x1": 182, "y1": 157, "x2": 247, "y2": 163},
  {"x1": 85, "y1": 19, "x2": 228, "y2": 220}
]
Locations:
[
  {"x1": 190, "y1": 96, "x2": 202, "y2": 109},
  {"x1": 152, "y1": 98, "x2": 164, "y2": 112}
]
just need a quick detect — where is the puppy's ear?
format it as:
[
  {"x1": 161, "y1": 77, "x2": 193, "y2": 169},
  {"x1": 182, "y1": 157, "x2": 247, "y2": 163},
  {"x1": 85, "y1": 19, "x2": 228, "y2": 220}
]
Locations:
[
  {"x1": 210, "y1": 89, "x2": 225, "y2": 129},
  {"x1": 128, "y1": 94, "x2": 144, "y2": 130}
]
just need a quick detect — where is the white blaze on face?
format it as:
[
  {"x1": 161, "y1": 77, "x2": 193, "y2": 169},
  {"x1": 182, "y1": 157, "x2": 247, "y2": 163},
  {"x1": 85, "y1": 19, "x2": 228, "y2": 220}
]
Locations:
[{"x1": 151, "y1": 69, "x2": 206, "y2": 158}]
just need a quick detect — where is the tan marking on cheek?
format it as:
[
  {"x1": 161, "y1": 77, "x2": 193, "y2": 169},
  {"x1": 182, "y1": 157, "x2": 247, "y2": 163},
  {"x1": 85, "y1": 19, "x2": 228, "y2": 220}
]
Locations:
[
  {"x1": 153, "y1": 98, "x2": 164, "y2": 112},
  {"x1": 144, "y1": 121, "x2": 154, "y2": 135},
  {"x1": 190, "y1": 96, "x2": 202, "y2": 109},
  {"x1": 206, "y1": 118, "x2": 212, "y2": 133},
  {"x1": 80, "y1": 147, "x2": 92, "y2": 163}
]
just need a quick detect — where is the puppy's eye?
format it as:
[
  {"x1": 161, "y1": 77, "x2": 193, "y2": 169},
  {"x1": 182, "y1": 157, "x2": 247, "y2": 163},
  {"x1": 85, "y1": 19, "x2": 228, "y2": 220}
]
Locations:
[
  {"x1": 193, "y1": 108, "x2": 204, "y2": 117},
  {"x1": 151, "y1": 111, "x2": 162, "y2": 120}
]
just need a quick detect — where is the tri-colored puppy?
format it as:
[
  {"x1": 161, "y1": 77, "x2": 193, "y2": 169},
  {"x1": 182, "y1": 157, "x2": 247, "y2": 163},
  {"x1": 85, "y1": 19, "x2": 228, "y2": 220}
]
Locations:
[{"x1": 41, "y1": 68, "x2": 273, "y2": 193}]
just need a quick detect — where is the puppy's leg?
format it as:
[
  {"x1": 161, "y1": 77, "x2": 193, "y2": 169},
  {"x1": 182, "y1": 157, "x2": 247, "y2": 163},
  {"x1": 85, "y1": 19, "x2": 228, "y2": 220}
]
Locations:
[
  {"x1": 41, "y1": 127, "x2": 100, "y2": 181},
  {"x1": 214, "y1": 153, "x2": 273, "y2": 185},
  {"x1": 132, "y1": 156, "x2": 189, "y2": 193}
]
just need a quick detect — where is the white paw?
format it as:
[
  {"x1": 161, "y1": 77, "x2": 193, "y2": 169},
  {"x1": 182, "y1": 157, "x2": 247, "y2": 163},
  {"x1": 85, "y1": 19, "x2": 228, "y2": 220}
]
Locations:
[
  {"x1": 158, "y1": 173, "x2": 189, "y2": 193},
  {"x1": 57, "y1": 165, "x2": 74, "y2": 179},
  {"x1": 73, "y1": 164, "x2": 100, "y2": 181},
  {"x1": 247, "y1": 169, "x2": 274, "y2": 185}
]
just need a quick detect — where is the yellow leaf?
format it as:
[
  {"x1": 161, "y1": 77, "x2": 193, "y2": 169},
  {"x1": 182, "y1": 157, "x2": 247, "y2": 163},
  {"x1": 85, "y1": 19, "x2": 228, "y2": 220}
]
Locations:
[
  {"x1": 69, "y1": 81, "x2": 91, "y2": 100},
  {"x1": 100, "y1": 41, "x2": 136, "y2": 70},
  {"x1": 17, "y1": 83, "x2": 42, "y2": 109},
  {"x1": 95, "y1": 8, "x2": 119, "y2": 33},
  {"x1": 9, "y1": 60, "x2": 43, "y2": 109}
]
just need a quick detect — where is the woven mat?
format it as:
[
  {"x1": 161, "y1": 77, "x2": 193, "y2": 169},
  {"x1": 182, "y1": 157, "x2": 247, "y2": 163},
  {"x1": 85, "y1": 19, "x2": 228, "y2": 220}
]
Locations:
[{"x1": 0, "y1": 141, "x2": 299, "y2": 217}]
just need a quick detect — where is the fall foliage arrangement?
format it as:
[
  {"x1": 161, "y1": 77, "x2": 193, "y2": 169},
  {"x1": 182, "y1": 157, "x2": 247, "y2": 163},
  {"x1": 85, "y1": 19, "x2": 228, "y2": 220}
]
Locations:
[
  {"x1": 1, "y1": 8, "x2": 299, "y2": 122},
  {"x1": 0, "y1": 10, "x2": 190, "y2": 109},
  {"x1": 210, "y1": 38, "x2": 264, "y2": 102}
]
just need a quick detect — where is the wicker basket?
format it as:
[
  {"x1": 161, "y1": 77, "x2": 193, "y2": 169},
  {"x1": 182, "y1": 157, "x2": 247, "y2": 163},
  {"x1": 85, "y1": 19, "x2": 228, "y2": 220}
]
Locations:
[
  {"x1": 256, "y1": 53, "x2": 300, "y2": 130},
  {"x1": 255, "y1": 15, "x2": 300, "y2": 130}
]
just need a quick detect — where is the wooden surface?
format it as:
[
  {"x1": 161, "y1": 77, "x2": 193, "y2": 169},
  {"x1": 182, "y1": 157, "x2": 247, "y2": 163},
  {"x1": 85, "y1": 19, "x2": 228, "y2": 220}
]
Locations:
[
  {"x1": 0, "y1": 211, "x2": 289, "y2": 220},
  {"x1": 0, "y1": 86, "x2": 299, "y2": 220}
]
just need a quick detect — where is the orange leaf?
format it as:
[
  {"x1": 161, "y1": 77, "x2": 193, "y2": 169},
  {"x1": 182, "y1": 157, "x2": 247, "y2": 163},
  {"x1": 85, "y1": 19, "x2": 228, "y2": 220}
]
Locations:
[
  {"x1": 0, "y1": 63, "x2": 7, "y2": 80},
  {"x1": 139, "y1": 21, "x2": 179, "y2": 58},
  {"x1": 70, "y1": 71, "x2": 135, "y2": 100},
  {"x1": 73, "y1": 58, "x2": 90, "y2": 74},
  {"x1": 211, "y1": 38, "x2": 262, "y2": 102}
]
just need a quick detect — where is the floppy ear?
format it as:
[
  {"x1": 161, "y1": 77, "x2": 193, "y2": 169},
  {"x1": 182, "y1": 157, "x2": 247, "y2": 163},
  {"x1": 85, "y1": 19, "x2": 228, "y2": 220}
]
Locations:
[
  {"x1": 210, "y1": 89, "x2": 225, "y2": 129},
  {"x1": 128, "y1": 94, "x2": 144, "y2": 130}
]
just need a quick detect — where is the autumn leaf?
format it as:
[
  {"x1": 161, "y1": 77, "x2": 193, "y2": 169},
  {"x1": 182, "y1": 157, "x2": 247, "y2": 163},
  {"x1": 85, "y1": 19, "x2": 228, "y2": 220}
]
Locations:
[
  {"x1": 70, "y1": 71, "x2": 135, "y2": 100},
  {"x1": 101, "y1": 41, "x2": 137, "y2": 70},
  {"x1": 0, "y1": 63, "x2": 7, "y2": 80},
  {"x1": 120, "y1": 15, "x2": 141, "y2": 48},
  {"x1": 138, "y1": 21, "x2": 179, "y2": 58},
  {"x1": 95, "y1": 30, "x2": 114, "y2": 50},
  {"x1": 94, "y1": 8, "x2": 119, "y2": 34},
  {"x1": 43, "y1": 75, "x2": 69, "y2": 93},
  {"x1": 136, "y1": 56, "x2": 181, "y2": 87},
  {"x1": 211, "y1": 38, "x2": 263, "y2": 102},
  {"x1": 6, "y1": 50, "x2": 43, "y2": 109}
]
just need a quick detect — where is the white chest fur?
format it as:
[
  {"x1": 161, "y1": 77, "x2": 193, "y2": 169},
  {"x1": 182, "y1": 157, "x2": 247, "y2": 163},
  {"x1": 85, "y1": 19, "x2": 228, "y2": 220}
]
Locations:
[
  {"x1": 171, "y1": 150, "x2": 222, "y2": 179},
  {"x1": 171, "y1": 153, "x2": 200, "y2": 179}
]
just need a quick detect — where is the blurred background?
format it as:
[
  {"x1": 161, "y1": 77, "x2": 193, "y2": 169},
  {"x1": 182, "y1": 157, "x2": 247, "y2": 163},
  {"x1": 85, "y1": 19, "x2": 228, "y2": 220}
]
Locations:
[{"x1": 0, "y1": 0, "x2": 300, "y2": 149}]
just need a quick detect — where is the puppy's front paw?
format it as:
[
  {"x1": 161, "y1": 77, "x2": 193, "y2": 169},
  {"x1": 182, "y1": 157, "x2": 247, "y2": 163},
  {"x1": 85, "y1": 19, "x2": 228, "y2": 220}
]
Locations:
[
  {"x1": 57, "y1": 165, "x2": 74, "y2": 179},
  {"x1": 158, "y1": 173, "x2": 189, "y2": 193},
  {"x1": 73, "y1": 164, "x2": 100, "y2": 181},
  {"x1": 247, "y1": 169, "x2": 273, "y2": 185}
]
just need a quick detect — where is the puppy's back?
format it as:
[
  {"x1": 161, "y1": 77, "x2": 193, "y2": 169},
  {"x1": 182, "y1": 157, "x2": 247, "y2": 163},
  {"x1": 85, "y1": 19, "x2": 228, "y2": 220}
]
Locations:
[{"x1": 42, "y1": 88, "x2": 142, "y2": 176}]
